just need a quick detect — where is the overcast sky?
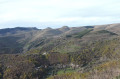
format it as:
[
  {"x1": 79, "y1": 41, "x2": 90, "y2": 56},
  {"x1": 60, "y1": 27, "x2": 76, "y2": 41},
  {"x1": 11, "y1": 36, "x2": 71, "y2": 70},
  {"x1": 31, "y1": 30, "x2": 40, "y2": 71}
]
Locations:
[{"x1": 0, "y1": 0, "x2": 120, "y2": 29}]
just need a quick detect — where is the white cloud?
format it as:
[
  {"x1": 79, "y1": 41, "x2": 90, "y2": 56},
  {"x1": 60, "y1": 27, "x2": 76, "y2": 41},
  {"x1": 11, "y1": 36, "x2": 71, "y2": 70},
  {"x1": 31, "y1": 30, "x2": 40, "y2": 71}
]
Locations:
[{"x1": 0, "y1": 0, "x2": 120, "y2": 28}]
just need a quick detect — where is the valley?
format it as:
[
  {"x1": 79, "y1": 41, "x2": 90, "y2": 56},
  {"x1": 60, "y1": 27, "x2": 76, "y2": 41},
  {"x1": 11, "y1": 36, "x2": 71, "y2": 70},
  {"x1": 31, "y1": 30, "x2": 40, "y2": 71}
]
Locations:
[{"x1": 0, "y1": 23, "x2": 120, "y2": 79}]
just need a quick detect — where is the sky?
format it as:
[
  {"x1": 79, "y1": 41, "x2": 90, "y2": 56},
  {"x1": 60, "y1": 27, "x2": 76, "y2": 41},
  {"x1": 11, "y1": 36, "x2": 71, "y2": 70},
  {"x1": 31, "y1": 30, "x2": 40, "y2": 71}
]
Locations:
[{"x1": 0, "y1": 0, "x2": 120, "y2": 29}]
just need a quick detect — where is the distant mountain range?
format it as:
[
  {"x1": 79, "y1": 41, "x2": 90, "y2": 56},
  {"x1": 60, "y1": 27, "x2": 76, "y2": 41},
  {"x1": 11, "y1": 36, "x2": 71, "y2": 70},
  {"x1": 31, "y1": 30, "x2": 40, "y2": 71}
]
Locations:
[
  {"x1": 1, "y1": 23, "x2": 120, "y2": 79},
  {"x1": 0, "y1": 23, "x2": 119, "y2": 54}
]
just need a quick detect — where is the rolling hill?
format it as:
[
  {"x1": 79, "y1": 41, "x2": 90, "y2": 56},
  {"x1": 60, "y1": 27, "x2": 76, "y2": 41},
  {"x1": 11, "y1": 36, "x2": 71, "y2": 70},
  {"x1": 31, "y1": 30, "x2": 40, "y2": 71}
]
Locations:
[{"x1": 0, "y1": 23, "x2": 120, "y2": 79}]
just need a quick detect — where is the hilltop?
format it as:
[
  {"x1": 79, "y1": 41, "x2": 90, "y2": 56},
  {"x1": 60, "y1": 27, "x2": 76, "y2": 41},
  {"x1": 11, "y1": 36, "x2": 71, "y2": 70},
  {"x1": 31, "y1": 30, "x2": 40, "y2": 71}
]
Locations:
[{"x1": 0, "y1": 23, "x2": 120, "y2": 79}]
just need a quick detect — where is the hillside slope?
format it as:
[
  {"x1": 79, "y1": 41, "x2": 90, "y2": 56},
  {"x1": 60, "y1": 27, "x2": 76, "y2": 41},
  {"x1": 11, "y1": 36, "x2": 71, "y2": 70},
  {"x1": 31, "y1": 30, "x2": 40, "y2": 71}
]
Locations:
[{"x1": 0, "y1": 23, "x2": 120, "y2": 79}]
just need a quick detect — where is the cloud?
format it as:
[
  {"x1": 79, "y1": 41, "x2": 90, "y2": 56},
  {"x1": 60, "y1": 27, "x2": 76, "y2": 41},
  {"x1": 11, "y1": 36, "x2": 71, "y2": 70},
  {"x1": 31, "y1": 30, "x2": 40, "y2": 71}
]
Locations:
[{"x1": 0, "y1": 0, "x2": 120, "y2": 28}]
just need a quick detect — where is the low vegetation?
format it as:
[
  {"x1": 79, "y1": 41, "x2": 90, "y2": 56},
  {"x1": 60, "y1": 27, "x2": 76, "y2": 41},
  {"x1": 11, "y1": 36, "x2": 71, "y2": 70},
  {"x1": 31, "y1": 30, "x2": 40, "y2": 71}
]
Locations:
[{"x1": 0, "y1": 26, "x2": 119, "y2": 79}]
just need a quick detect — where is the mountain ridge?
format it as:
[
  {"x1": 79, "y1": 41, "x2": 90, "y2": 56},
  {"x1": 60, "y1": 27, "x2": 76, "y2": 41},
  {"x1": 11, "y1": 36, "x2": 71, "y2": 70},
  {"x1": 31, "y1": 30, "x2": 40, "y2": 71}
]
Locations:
[
  {"x1": 0, "y1": 23, "x2": 120, "y2": 79},
  {"x1": 0, "y1": 23, "x2": 119, "y2": 54}
]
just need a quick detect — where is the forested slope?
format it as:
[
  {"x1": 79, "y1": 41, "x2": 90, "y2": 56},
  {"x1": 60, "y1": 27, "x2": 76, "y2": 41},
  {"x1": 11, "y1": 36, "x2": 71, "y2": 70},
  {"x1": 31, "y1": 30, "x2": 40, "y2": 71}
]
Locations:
[{"x1": 0, "y1": 23, "x2": 120, "y2": 79}]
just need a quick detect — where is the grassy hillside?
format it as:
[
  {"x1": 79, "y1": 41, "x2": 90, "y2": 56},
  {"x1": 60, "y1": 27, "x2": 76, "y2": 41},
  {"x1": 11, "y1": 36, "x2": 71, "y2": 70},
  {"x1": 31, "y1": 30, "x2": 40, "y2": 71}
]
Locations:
[
  {"x1": 0, "y1": 24, "x2": 120, "y2": 79},
  {"x1": 46, "y1": 37, "x2": 120, "y2": 79}
]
